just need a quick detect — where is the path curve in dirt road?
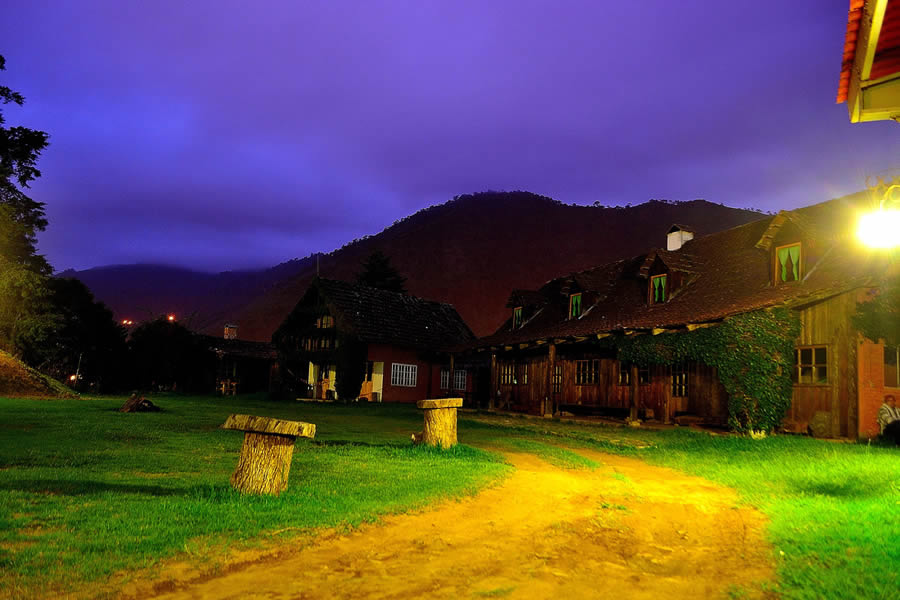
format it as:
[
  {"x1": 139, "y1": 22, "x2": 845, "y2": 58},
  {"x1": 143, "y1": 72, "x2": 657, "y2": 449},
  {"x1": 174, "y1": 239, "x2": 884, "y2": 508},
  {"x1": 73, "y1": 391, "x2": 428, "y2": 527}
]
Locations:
[{"x1": 138, "y1": 449, "x2": 774, "y2": 600}]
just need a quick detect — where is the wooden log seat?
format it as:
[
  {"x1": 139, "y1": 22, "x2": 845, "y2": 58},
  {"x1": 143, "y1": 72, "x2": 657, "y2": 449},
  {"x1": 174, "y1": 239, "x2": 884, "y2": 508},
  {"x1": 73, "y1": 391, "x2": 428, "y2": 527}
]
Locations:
[
  {"x1": 221, "y1": 414, "x2": 316, "y2": 495},
  {"x1": 414, "y1": 398, "x2": 463, "y2": 449}
]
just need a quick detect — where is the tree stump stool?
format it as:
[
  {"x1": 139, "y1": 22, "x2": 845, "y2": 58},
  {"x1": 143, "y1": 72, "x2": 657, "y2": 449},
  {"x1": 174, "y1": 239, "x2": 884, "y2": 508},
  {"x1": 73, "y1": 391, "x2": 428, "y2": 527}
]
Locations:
[
  {"x1": 414, "y1": 398, "x2": 463, "y2": 449},
  {"x1": 221, "y1": 414, "x2": 316, "y2": 495}
]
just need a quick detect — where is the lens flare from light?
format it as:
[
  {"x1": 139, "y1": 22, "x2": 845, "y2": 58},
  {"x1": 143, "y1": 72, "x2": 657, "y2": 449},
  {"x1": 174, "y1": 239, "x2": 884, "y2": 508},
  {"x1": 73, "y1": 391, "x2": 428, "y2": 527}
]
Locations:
[{"x1": 857, "y1": 209, "x2": 900, "y2": 249}]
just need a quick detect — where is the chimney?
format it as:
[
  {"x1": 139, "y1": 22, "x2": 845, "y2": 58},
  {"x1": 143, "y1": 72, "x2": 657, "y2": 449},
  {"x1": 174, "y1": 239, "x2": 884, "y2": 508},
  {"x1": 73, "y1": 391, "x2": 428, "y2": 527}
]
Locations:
[
  {"x1": 666, "y1": 224, "x2": 694, "y2": 251},
  {"x1": 224, "y1": 323, "x2": 238, "y2": 340}
]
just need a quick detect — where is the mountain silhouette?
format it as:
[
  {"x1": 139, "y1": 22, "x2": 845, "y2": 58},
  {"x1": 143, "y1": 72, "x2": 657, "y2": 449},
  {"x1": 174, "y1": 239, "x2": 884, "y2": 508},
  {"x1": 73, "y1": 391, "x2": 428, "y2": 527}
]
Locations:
[{"x1": 65, "y1": 192, "x2": 766, "y2": 341}]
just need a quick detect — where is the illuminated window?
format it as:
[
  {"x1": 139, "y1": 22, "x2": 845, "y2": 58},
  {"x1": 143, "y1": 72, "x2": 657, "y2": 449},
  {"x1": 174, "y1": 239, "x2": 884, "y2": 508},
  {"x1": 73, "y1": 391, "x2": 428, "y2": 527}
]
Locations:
[
  {"x1": 390, "y1": 363, "x2": 418, "y2": 387},
  {"x1": 672, "y1": 363, "x2": 688, "y2": 397},
  {"x1": 440, "y1": 369, "x2": 450, "y2": 389},
  {"x1": 501, "y1": 363, "x2": 515, "y2": 385},
  {"x1": 316, "y1": 315, "x2": 334, "y2": 328},
  {"x1": 775, "y1": 243, "x2": 801, "y2": 284},
  {"x1": 618, "y1": 362, "x2": 650, "y2": 385},
  {"x1": 886, "y1": 346, "x2": 899, "y2": 388},
  {"x1": 517, "y1": 363, "x2": 529, "y2": 385},
  {"x1": 569, "y1": 293, "x2": 582, "y2": 319},
  {"x1": 650, "y1": 274, "x2": 667, "y2": 304},
  {"x1": 575, "y1": 359, "x2": 600, "y2": 385},
  {"x1": 453, "y1": 369, "x2": 466, "y2": 390},
  {"x1": 513, "y1": 307, "x2": 523, "y2": 329},
  {"x1": 552, "y1": 364, "x2": 562, "y2": 394},
  {"x1": 792, "y1": 346, "x2": 827, "y2": 384},
  {"x1": 318, "y1": 337, "x2": 332, "y2": 350}
]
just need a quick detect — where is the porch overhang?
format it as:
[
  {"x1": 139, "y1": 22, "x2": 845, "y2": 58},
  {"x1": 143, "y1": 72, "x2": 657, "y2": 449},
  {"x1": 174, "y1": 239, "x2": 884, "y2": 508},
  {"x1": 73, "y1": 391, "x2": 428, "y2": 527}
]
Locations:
[{"x1": 839, "y1": 0, "x2": 900, "y2": 123}]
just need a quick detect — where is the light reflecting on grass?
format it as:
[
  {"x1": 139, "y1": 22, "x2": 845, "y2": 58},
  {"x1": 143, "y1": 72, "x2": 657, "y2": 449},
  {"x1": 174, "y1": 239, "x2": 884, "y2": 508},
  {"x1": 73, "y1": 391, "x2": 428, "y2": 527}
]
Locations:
[{"x1": 462, "y1": 414, "x2": 900, "y2": 600}]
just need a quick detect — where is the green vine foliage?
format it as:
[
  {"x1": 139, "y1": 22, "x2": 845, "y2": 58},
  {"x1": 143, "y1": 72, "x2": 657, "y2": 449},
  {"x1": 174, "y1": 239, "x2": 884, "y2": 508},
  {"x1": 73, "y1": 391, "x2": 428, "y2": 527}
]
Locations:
[
  {"x1": 852, "y1": 275, "x2": 899, "y2": 348},
  {"x1": 614, "y1": 308, "x2": 801, "y2": 433}
]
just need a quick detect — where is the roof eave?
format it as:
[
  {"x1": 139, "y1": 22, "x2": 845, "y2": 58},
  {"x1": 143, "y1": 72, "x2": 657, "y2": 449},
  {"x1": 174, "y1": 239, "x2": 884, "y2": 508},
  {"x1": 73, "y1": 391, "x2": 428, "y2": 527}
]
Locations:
[{"x1": 845, "y1": 0, "x2": 900, "y2": 123}]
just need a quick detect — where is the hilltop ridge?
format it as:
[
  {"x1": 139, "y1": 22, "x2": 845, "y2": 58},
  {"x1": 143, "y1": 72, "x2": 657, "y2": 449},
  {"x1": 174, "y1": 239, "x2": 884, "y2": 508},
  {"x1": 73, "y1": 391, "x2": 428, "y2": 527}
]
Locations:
[{"x1": 67, "y1": 192, "x2": 766, "y2": 340}]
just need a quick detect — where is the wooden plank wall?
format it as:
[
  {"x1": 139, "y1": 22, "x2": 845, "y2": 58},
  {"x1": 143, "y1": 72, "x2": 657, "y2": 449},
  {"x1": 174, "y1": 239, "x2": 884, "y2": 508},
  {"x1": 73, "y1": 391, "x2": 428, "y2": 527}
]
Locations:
[
  {"x1": 790, "y1": 290, "x2": 863, "y2": 437},
  {"x1": 496, "y1": 351, "x2": 728, "y2": 422},
  {"x1": 686, "y1": 362, "x2": 729, "y2": 422}
]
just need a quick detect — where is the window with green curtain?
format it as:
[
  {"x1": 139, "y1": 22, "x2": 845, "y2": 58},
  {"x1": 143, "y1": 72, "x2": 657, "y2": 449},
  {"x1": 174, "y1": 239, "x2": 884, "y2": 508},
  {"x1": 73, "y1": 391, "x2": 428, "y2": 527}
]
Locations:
[
  {"x1": 651, "y1": 274, "x2": 667, "y2": 303},
  {"x1": 569, "y1": 293, "x2": 582, "y2": 318},
  {"x1": 513, "y1": 307, "x2": 523, "y2": 328},
  {"x1": 776, "y1": 244, "x2": 801, "y2": 282}
]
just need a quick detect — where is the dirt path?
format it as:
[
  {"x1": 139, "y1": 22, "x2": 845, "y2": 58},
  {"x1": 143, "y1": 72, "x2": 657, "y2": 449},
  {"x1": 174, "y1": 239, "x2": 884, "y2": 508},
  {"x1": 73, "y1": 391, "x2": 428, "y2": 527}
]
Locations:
[{"x1": 135, "y1": 449, "x2": 774, "y2": 600}]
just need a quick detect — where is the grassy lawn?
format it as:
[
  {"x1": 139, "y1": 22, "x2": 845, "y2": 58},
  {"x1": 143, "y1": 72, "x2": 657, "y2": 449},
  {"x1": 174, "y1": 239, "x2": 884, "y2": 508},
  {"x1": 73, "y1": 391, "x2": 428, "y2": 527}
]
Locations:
[
  {"x1": 462, "y1": 414, "x2": 900, "y2": 600},
  {"x1": 0, "y1": 395, "x2": 509, "y2": 598},
  {"x1": 1, "y1": 396, "x2": 897, "y2": 600}
]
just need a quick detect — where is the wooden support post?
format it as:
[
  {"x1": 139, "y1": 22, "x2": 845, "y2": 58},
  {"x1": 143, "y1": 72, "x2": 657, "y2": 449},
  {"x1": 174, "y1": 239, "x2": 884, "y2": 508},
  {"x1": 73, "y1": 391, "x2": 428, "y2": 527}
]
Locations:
[
  {"x1": 221, "y1": 414, "x2": 316, "y2": 495},
  {"x1": 630, "y1": 364, "x2": 639, "y2": 421},
  {"x1": 547, "y1": 343, "x2": 556, "y2": 416},
  {"x1": 664, "y1": 369, "x2": 673, "y2": 425},
  {"x1": 449, "y1": 353, "x2": 456, "y2": 399},
  {"x1": 490, "y1": 353, "x2": 497, "y2": 410},
  {"x1": 414, "y1": 398, "x2": 463, "y2": 449}
]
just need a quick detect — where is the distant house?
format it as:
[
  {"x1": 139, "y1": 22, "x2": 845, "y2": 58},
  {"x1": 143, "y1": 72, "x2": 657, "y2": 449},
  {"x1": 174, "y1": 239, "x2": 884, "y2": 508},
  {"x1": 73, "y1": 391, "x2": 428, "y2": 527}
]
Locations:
[
  {"x1": 203, "y1": 325, "x2": 277, "y2": 395},
  {"x1": 274, "y1": 278, "x2": 476, "y2": 403},
  {"x1": 473, "y1": 193, "x2": 897, "y2": 438},
  {"x1": 838, "y1": 0, "x2": 900, "y2": 123}
]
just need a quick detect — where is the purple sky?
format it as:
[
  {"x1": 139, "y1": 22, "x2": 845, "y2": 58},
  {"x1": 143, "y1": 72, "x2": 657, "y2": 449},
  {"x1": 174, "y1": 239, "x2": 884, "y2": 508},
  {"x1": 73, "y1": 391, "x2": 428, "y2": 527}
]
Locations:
[{"x1": 2, "y1": 0, "x2": 898, "y2": 272}]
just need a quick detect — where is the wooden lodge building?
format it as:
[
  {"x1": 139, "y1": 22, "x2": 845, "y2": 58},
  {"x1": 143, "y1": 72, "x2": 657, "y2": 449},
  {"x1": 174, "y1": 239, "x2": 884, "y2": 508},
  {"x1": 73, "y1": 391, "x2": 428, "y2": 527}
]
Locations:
[
  {"x1": 473, "y1": 193, "x2": 897, "y2": 438},
  {"x1": 275, "y1": 278, "x2": 477, "y2": 403},
  {"x1": 203, "y1": 328, "x2": 277, "y2": 395}
]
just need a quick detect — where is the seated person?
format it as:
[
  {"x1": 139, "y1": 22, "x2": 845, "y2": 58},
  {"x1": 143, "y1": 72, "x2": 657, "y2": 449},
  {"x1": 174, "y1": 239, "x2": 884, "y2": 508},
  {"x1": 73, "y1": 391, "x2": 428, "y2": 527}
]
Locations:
[{"x1": 878, "y1": 394, "x2": 900, "y2": 445}]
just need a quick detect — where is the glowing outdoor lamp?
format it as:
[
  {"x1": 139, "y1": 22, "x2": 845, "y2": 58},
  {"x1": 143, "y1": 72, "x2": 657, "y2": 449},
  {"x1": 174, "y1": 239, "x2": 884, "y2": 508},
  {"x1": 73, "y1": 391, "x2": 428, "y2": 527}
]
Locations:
[
  {"x1": 167, "y1": 314, "x2": 176, "y2": 322},
  {"x1": 857, "y1": 183, "x2": 900, "y2": 249},
  {"x1": 857, "y1": 209, "x2": 900, "y2": 248}
]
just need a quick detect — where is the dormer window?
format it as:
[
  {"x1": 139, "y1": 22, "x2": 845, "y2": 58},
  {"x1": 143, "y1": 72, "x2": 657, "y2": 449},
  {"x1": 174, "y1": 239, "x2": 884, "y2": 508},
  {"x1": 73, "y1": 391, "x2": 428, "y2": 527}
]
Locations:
[
  {"x1": 513, "y1": 306, "x2": 523, "y2": 329},
  {"x1": 569, "y1": 293, "x2": 582, "y2": 319},
  {"x1": 316, "y1": 315, "x2": 334, "y2": 328},
  {"x1": 650, "y1": 274, "x2": 667, "y2": 304},
  {"x1": 775, "y1": 243, "x2": 801, "y2": 284}
]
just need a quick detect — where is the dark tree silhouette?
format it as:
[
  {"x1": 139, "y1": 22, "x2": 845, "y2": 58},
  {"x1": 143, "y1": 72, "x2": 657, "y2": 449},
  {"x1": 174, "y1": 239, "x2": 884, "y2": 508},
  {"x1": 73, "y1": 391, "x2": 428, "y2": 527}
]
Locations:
[
  {"x1": 356, "y1": 250, "x2": 407, "y2": 294},
  {"x1": 0, "y1": 54, "x2": 55, "y2": 359},
  {"x1": 128, "y1": 318, "x2": 215, "y2": 392},
  {"x1": 853, "y1": 276, "x2": 899, "y2": 347},
  {"x1": 27, "y1": 278, "x2": 129, "y2": 391}
]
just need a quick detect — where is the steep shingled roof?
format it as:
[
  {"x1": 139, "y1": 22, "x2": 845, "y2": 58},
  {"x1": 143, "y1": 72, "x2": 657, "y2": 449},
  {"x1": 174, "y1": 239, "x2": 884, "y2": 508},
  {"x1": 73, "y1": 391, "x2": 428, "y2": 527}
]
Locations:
[
  {"x1": 314, "y1": 278, "x2": 475, "y2": 353},
  {"x1": 478, "y1": 191, "x2": 891, "y2": 348}
]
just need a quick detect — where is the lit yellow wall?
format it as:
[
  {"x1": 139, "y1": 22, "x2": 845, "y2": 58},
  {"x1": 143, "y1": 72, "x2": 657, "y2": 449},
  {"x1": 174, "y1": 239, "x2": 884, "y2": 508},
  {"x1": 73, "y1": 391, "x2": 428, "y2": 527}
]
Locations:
[{"x1": 373, "y1": 361, "x2": 384, "y2": 395}]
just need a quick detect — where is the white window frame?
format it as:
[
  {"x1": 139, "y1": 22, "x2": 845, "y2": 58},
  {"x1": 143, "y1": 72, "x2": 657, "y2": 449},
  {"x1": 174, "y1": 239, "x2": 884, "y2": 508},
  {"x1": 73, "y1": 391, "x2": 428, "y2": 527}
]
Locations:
[
  {"x1": 440, "y1": 369, "x2": 450, "y2": 389},
  {"x1": 391, "y1": 363, "x2": 418, "y2": 387},
  {"x1": 453, "y1": 369, "x2": 466, "y2": 391}
]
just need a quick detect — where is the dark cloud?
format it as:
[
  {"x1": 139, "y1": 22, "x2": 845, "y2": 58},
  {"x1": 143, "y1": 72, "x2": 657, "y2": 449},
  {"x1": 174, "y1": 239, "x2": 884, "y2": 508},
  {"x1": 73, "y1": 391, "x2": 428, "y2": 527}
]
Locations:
[{"x1": 2, "y1": 0, "x2": 896, "y2": 272}]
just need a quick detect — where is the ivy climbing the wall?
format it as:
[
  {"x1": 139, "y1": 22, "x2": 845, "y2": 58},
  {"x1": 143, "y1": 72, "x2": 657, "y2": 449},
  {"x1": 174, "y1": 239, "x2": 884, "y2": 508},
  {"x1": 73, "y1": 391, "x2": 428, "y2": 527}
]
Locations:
[{"x1": 614, "y1": 308, "x2": 801, "y2": 433}]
